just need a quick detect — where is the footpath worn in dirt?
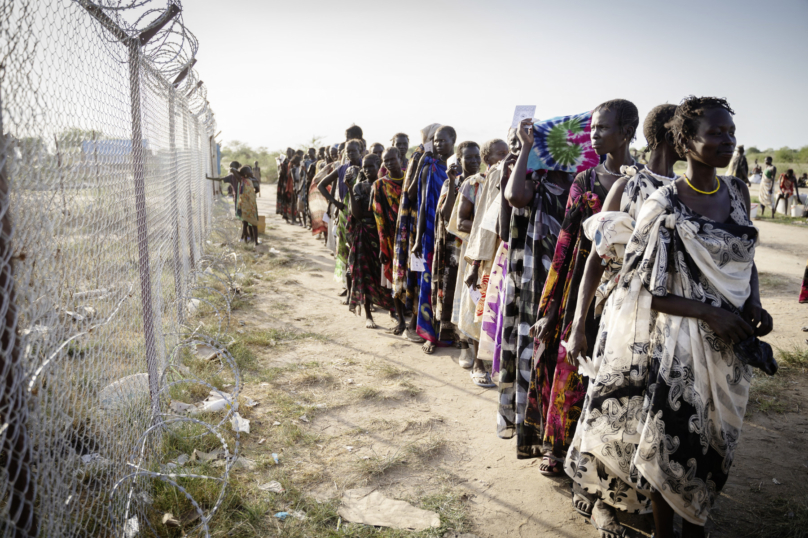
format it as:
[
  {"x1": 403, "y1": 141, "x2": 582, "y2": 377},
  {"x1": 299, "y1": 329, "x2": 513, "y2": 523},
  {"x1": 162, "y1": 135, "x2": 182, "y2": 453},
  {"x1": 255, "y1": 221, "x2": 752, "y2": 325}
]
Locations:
[{"x1": 221, "y1": 188, "x2": 808, "y2": 538}]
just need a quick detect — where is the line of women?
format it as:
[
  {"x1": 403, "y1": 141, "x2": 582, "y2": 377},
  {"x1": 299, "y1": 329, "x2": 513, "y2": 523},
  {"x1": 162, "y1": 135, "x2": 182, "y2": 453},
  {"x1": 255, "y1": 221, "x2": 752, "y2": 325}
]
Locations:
[{"x1": 283, "y1": 96, "x2": 780, "y2": 538}]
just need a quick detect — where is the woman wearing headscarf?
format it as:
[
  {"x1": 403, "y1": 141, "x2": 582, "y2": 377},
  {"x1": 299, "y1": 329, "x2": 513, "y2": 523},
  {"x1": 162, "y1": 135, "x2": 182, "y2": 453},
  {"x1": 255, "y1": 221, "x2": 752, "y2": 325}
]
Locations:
[{"x1": 521, "y1": 100, "x2": 641, "y2": 469}]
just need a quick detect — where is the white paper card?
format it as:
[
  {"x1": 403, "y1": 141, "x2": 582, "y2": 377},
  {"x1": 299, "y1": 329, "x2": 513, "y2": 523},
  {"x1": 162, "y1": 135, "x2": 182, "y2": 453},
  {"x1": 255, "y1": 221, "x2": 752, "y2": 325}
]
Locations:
[
  {"x1": 468, "y1": 285, "x2": 482, "y2": 304},
  {"x1": 410, "y1": 254, "x2": 426, "y2": 272},
  {"x1": 533, "y1": 341, "x2": 546, "y2": 370},
  {"x1": 510, "y1": 105, "x2": 536, "y2": 129},
  {"x1": 322, "y1": 213, "x2": 330, "y2": 224},
  {"x1": 423, "y1": 141, "x2": 433, "y2": 153}
]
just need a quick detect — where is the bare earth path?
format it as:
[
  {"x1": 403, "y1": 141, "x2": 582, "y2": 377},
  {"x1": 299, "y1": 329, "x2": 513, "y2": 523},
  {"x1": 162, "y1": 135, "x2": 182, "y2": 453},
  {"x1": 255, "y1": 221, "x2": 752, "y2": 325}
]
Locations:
[{"x1": 225, "y1": 188, "x2": 808, "y2": 537}]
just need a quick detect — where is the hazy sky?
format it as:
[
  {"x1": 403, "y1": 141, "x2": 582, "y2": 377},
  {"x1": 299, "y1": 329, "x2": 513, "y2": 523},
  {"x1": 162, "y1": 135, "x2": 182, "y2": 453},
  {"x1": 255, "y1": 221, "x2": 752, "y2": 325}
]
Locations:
[{"x1": 183, "y1": 0, "x2": 808, "y2": 153}]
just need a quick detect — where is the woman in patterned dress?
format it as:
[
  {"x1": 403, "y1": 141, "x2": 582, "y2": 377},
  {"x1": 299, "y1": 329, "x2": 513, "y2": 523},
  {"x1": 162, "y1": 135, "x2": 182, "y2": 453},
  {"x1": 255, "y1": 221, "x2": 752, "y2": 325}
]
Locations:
[
  {"x1": 371, "y1": 147, "x2": 407, "y2": 333},
  {"x1": 774, "y1": 168, "x2": 800, "y2": 215},
  {"x1": 348, "y1": 154, "x2": 394, "y2": 327},
  {"x1": 237, "y1": 166, "x2": 259, "y2": 246},
  {"x1": 569, "y1": 97, "x2": 774, "y2": 538},
  {"x1": 391, "y1": 124, "x2": 442, "y2": 342},
  {"x1": 527, "y1": 100, "x2": 641, "y2": 472},
  {"x1": 318, "y1": 139, "x2": 364, "y2": 295},
  {"x1": 496, "y1": 117, "x2": 578, "y2": 459},
  {"x1": 562, "y1": 103, "x2": 680, "y2": 533}
]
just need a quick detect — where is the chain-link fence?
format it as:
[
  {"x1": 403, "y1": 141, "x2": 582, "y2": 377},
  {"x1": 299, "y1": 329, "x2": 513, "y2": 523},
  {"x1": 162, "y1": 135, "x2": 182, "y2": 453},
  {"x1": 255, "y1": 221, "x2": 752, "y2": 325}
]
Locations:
[{"x1": 0, "y1": 1, "x2": 243, "y2": 536}]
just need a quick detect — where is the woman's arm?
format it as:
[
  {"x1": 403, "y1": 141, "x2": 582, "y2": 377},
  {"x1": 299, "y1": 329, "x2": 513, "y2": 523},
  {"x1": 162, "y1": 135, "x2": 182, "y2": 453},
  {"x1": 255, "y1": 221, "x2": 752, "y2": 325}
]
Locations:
[
  {"x1": 317, "y1": 168, "x2": 344, "y2": 211},
  {"x1": 412, "y1": 164, "x2": 431, "y2": 256},
  {"x1": 457, "y1": 189, "x2": 474, "y2": 233},
  {"x1": 402, "y1": 149, "x2": 423, "y2": 197},
  {"x1": 563, "y1": 176, "x2": 630, "y2": 357},
  {"x1": 743, "y1": 264, "x2": 773, "y2": 336},
  {"x1": 441, "y1": 165, "x2": 461, "y2": 223},
  {"x1": 651, "y1": 295, "x2": 755, "y2": 344},
  {"x1": 504, "y1": 119, "x2": 535, "y2": 209},
  {"x1": 562, "y1": 251, "x2": 607, "y2": 361},
  {"x1": 498, "y1": 155, "x2": 517, "y2": 242}
]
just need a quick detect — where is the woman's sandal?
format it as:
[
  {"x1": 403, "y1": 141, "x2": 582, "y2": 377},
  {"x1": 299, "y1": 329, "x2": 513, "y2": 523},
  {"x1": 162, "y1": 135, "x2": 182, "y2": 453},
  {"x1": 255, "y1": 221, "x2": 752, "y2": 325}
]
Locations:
[
  {"x1": 571, "y1": 482, "x2": 594, "y2": 517},
  {"x1": 470, "y1": 371, "x2": 496, "y2": 387},
  {"x1": 589, "y1": 501, "x2": 626, "y2": 538},
  {"x1": 388, "y1": 324, "x2": 406, "y2": 336},
  {"x1": 405, "y1": 328, "x2": 424, "y2": 343},
  {"x1": 538, "y1": 455, "x2": 563, "y2": 476}
]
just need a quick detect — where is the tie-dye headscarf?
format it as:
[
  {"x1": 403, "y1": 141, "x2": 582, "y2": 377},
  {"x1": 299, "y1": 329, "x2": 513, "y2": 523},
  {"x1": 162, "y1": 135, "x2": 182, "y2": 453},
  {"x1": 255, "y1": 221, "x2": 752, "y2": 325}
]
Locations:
[{"x1": 527, "y1": 111, "x2": 599, "y2": 174}]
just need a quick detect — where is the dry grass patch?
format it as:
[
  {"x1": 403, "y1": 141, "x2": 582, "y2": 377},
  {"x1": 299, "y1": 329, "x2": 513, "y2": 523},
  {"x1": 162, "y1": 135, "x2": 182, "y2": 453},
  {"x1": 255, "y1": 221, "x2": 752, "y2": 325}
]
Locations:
[
  {"x1": 749, "y1": 346, "x2": 808, "y2": 414},
  {"x1": 353, "y1": 386, "x2": 382, "y2": 400},
  {"x1": 400, "y1": 417, "x2": 444, "y2": 434},
  {"x1": 287, "y1": 369, "x2": 336, "y2": 388},
  {"x1": 368, "y1": 361, "x2": 410, "y2": 379},
  {"x1": 405, "y1": 435, "x2": 445, "y2": 462},
  {"x1": 396, "y1": 380, "x2": 423, "y2": 397}
]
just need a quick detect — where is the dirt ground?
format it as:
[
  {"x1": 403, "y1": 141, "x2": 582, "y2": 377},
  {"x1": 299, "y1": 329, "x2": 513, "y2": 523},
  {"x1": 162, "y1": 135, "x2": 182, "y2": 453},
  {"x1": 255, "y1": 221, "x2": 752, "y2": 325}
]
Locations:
[{"x1": 216, "y1": 189, "x2": 808, "y2": 538}]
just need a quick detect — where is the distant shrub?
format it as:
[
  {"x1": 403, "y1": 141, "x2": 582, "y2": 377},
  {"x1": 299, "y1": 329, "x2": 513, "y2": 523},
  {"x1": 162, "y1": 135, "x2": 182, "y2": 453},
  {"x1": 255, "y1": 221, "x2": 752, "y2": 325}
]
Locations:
[{"x1": 775, "y1": 146, "x2": 796, "y2": 163}]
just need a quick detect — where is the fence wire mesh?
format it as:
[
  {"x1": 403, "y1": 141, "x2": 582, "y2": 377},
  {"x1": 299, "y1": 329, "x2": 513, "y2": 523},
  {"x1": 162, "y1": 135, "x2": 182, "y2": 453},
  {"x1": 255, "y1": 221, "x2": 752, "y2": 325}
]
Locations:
[{"x1": 0, "y1": 1, "x2": 242, "y2": 536}]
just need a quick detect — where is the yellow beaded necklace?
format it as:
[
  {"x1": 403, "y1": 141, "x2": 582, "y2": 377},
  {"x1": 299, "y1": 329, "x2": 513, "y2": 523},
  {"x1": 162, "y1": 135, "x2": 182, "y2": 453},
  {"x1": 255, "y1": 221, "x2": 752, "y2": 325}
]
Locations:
[{"x1": 683, "y1": 173, "x2": 720, "y2": 195}]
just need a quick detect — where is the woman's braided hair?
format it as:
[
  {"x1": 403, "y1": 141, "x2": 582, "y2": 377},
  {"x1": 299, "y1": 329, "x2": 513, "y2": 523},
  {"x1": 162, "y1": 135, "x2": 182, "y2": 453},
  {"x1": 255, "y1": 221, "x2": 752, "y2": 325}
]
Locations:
[
  {"x1": 643, "y1": 104, "x2": 677, "y2": 151},
  {"x1": 665, "y1": 96, "x2": 735, "y2": 158},
  {"x1": 595, "y1": 99, "x2": 640, "y2": 141}
]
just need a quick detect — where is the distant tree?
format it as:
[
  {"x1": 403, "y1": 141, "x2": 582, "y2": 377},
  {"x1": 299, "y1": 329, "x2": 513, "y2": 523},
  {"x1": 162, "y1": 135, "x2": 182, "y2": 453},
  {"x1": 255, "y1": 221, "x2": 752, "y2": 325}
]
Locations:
[
  {"x1": 220, "y1": 138, "x2": 330, "y2": 183},
  {"x1": 798, "y1": 146, "x2": 808, "y2": 163},
  {"x1": 298, "y1": 135, "x2": 325, "y2": 152},
  {"x1": 775, "y1": 146, "x2": 796, "y2": 163},
  {"x1": 55, "y1": 128, "x2": 105, "y2": 149},
  {"x1": 13, "y1": 136, "x2": 49, "y2": 165},
  {"x1": 746, "y1": 146, "x2": 760, "y2": 154},
  {"x1": 220, "y1": 140, "x2": 279, "y2": 182}
]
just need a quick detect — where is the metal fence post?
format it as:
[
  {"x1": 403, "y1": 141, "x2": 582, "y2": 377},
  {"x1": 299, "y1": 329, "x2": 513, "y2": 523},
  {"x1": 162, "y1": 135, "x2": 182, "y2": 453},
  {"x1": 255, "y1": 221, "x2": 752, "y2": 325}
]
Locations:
[
  {"x1": 192, "y1": 119, "x2": 203, "y2": 256},
  {"x1": 77, "y1": 0, "x2": 179, "y2": 428},
  {"x1": 128, "y1": 40, "x2": 162, "y2": 425},
  {"x1": 181, "y1": 103, "x2": 196, "y2": 269},
  {"x1": 169, "y1": 91, "x2": 184, "y2": 327}
]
